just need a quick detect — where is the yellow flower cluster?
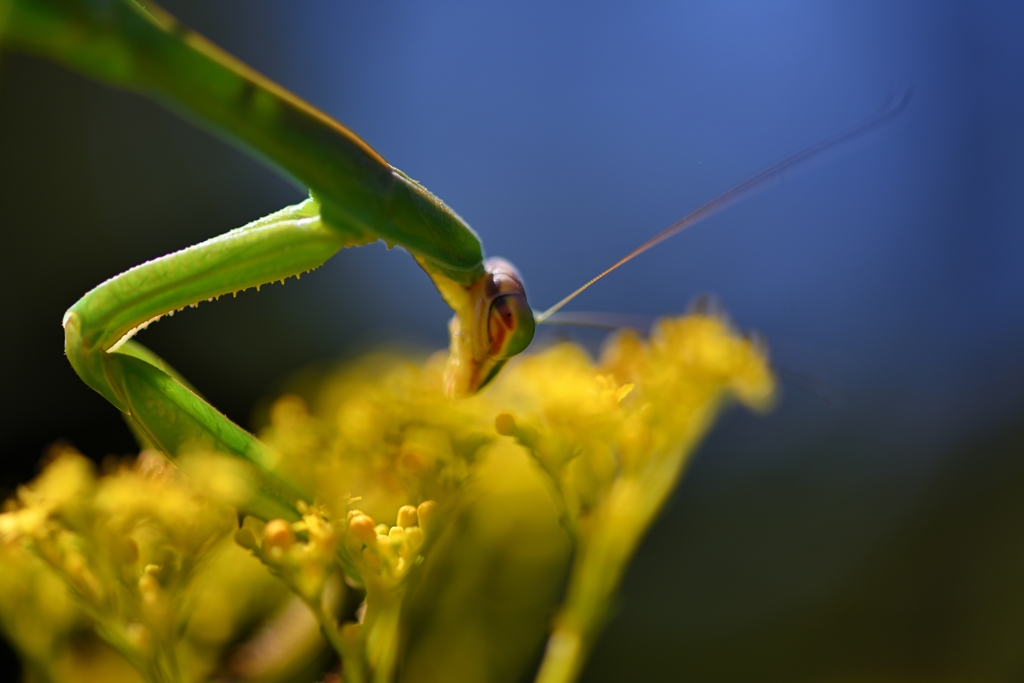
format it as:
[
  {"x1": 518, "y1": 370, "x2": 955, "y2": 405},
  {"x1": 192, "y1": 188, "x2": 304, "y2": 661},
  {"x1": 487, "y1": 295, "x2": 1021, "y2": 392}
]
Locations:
[
  {"x1": 234, "y1": 496, "x2": 442, "y2": 683},
  {"x1": 0, "y1": 521, "x2": 83, "y2": 679},
  {"x1": 234, "y1": 310, "x2": 773, "y2": 683},
  {"x1": 0, "y1": 309, "x2": 774, "y2": 683},
  {"x1": 502, "y1": 314, "x2": 773, "y2": 518},
  {"x1": 0, "y1": 448, "x2": 291, "y2": 683},
  {"x1": 496, "y1": 314, "x2": 775, "y2": 683},
  {"x1": 343, "y1": 501, "x2": 433, "y2": 582},
  {"x1": 257, "y1": 355, "x2": 492, "y2": 525}
]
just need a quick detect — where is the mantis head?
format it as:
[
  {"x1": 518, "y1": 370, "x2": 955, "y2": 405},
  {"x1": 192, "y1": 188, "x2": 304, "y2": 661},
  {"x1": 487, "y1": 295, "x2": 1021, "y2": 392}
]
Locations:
[
  {"x1": 476, "y1": 257, "x2": 536, "y2": 361},
  {"x1": 441, "y1": 257, "x2": 535, "y2": 397}
]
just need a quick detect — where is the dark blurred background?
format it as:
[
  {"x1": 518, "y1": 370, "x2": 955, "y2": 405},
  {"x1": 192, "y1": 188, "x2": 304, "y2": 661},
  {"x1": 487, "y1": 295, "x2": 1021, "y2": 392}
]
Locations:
[{"x1": 2, "y1": 0, "x2": 1024, "y2": 680}]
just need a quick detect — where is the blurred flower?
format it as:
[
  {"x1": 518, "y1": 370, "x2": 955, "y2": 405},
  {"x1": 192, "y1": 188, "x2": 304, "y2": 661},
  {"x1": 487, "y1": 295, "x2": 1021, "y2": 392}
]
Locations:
[
  {"x1": 240, "y1": 309, "x2": 772, "y2": 683},
  {"x1": 495, "y1": 313, "x2": 775, "y2": 683},
  {"x1": 0, "y1": 447, "x2": 293, "y2": 683},
  {"x1": 0, "y1": 309, "x2": 773, "y2": 683}
]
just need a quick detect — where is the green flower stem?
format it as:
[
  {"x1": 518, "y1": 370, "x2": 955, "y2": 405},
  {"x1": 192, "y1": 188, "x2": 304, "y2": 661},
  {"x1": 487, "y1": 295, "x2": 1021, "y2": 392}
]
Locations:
[
  {"x1": 304, "y1": 593, "x2": 363, "y2": 683},
  {"x1": 535, "y1": 418, "x2": 713, "y2": 683},
  {"x1": 534, "y1": 479, "x2": 647, "y2": 683},
  {"x1": 92, "y1": 621, "x2": 173, "y2": 683},
  {"x1": 363, "y1": 583, "x2": 404, "y2": 683}
]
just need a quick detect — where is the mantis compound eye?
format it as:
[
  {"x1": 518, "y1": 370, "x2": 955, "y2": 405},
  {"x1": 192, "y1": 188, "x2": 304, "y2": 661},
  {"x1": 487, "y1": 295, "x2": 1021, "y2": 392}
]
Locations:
[
  {"x1": 487, "y1": 292, "x2": 535, "y2": 359},
  {"x1": 453, "y1": 256, "x2": 535, "y2": 395}
]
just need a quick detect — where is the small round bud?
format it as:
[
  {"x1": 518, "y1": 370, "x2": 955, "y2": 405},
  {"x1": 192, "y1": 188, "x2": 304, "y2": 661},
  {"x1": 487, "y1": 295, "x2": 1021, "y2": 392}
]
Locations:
[
  {"x1": 396, "y1": 505, "x2": 418, "y2": 528},
  {"x1": 348, "y1": 514, "x2": 377, "y2": 544},
  {"x1": 376, "y1": 534, "x2": 398, "y2": 568},
  {"x1": 388, "y1": 526, "x2": 406, "y2": 544},
  {"x1": 262, "y1": 519, "x2": 296, "y2": 554},
  {"x1": 417, "y1": 500, "x2": 436, "y2": 536}
]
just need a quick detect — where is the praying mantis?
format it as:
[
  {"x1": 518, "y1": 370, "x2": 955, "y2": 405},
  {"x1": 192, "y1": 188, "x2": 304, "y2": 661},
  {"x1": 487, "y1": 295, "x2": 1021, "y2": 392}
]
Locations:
[{"x1": 1, "y1": 0, "x2": 906, "y2": 517}]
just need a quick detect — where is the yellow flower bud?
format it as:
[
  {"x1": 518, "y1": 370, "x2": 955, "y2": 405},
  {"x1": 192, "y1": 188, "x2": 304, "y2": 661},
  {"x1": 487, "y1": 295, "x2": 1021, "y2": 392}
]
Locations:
[
  {"x1": 416, "y1": 500, "x2": 436, "y2": 536},
  {"x1": 262, "y1": 519, "x2": 296, "y2": 555},
  {"x1": 348, "y1": 514, "x2": 377, "y2": 545},
  {"x1": 396, "y1": 505, "x2": 418, "y2": 528},
  {"x1": 388, "y1": 526, "x2": 406, "y2": 544}
]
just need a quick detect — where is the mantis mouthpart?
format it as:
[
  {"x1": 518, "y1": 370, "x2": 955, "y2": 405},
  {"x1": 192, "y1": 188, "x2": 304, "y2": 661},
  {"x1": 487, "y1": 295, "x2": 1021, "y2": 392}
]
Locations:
[{"x1": 2, "y1": 0, "x2": 906, "y2": 519}]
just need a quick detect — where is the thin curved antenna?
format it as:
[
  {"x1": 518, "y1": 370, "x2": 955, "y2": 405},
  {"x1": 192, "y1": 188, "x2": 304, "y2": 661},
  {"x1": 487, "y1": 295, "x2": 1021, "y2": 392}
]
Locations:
[
  {"x1": 534, "y1": 89, "x2": 912, "y2": 323},
  {"x1": 540, "y1": 311, "x2": 654, "y2": 332}
]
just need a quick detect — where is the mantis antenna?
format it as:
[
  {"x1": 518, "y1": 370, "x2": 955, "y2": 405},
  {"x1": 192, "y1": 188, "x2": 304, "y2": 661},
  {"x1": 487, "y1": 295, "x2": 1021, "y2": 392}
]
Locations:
[{"x1": 534, "y1": 90, "x2": 912, "y2": 323}]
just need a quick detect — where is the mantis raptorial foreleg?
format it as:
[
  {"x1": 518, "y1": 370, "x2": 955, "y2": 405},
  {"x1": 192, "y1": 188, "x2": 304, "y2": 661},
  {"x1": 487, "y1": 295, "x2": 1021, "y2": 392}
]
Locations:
[
  {"x1": 5, "y1": 0, "x2": 535, "y2": 406},
  {"x1": 62, "y1": 198, "x2": 351, "y2": 519}
]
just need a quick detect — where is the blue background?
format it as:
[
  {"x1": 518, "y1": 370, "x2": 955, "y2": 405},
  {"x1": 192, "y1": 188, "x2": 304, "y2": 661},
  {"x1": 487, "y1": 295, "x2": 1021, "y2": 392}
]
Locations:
[{"x1": 2, "y1": 0, "x2": 1024, "y2": 679}]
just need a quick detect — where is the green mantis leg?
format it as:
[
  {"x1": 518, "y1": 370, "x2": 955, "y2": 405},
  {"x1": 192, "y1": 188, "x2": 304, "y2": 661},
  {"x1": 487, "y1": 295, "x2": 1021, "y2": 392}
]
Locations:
[
  {"x1": 63, "y1": 197, "x2": 352, "y2": 519},
  {"x1": 2, "y1": 0, "x2": 486, "y2": 285}
]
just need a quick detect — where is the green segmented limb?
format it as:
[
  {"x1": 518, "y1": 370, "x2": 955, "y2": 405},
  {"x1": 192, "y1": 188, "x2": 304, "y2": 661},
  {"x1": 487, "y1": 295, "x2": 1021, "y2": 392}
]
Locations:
[
  {"x1": 2, "y1": 0, "x2": 485, "y2": 284},
  {"x1": 63, "y1": 199, "x2": 344, "y2": 520},
  {"x1": 0, "y1": 0, "x2": 507, "y2": 513}
]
